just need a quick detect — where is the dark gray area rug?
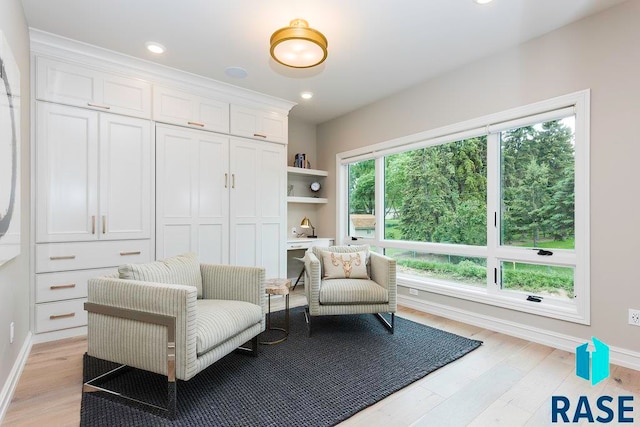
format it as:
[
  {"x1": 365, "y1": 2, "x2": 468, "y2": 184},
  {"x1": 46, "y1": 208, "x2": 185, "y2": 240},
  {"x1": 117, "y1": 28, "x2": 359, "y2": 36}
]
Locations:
[{"x1": 81, "y1": 307, "x2": 482, "y2": 426}]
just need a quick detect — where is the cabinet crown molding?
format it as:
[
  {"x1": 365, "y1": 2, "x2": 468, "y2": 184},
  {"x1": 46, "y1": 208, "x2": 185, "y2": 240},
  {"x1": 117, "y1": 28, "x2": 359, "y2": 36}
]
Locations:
[{"x1": 29, "y1": 29, "x2": 297, "y2": 114}]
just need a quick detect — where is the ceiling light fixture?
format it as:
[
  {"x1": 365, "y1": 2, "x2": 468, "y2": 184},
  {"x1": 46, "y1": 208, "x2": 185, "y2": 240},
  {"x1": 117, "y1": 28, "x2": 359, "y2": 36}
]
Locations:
[
  {"x1": 300, "y1": 91, "x2": 314, "y2": 100},
  {"x1": 474, "y1": 0, "x2": 494, "y2": 4},
  {"x1": 270, "y1": 19, "x2": 328, "y2": 68},
  {"x1": 145, "y1": 42, "x2": 166, "y2": 54}
]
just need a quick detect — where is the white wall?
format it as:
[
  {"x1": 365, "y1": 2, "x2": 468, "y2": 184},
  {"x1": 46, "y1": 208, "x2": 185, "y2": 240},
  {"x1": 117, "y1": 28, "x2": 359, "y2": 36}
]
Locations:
[
  {"x1": 287, "y1": 117, "x2": 319, "y2": 278},
  {"x1": 288, "y1": 116, "x2": 317, "y2": 169},
  {"x1": 0, "y1": 0, "x2": 31, "y2": 411},
  {"x1": 317, "y1": 0, "x2": 640, "y2": 353}
]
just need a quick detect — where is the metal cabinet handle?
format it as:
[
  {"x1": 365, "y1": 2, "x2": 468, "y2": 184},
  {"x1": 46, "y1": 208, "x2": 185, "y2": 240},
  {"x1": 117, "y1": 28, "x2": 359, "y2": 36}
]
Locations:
[
  {"x1": 120, "y1": 251, "x2": 141, "y2": 256},
  {"x1": 188, "y1": 121, "x2": 205, "y2": 127},
  {"x1": 102, "y1": 216, "x2": 106, "y2": 234},
  {"x1": 87, "y1": 102, "x2": 110, "y2": 110},
  {"x1": 50, "y1": 283, "x2": 77, "y2": 290},
  {"x1": 232, "y1": 174, "x2": 235, "y2": 189},
  {"x1": 225, "y1": 173, "x2": 228, "y2": 188},
  {"x1": 253, "y1": 133, "x2": 267, "y2": 138},
  {"x1": 50, "y1": 313, "x2": 76, "y2": 320},
  {"x1": 91, "y1": 216, "x2": 96, "y2": 234},
  {"x1": 49, "y1": 255, "x2": 76, "y2": 261}
]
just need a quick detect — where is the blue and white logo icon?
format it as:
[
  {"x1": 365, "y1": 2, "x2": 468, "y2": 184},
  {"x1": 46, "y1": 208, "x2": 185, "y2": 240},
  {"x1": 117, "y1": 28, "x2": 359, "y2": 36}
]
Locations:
[{"x1": 576, "y1": 337, "x2": 609, "y2": 386}]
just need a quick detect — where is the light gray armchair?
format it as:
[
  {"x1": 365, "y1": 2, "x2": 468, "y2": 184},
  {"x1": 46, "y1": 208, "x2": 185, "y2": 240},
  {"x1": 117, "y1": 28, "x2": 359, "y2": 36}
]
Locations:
[
  {"x1": 304, "y1": 245, "x2": 397, "y2": 336},
  {"x1": 83, "y1": 253, "x2": 265, "y2": 418}
]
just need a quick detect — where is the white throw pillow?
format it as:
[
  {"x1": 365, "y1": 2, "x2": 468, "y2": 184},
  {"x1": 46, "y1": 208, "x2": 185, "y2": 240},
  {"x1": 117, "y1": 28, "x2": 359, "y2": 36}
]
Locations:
[{"x1": 321, "y1": 250, "x2": 369, "y2": 279}]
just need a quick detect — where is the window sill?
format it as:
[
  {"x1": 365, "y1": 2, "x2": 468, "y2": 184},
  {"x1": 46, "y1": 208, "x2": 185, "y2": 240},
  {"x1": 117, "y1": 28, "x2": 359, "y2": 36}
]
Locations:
[{"x1": 398, "y1": 274, "x2": 589, "y2": 325}]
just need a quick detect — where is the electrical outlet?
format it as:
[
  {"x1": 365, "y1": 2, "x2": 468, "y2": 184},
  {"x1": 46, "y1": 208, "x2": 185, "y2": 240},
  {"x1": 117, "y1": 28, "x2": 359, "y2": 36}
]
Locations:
[
  {"x1": 9, "y1": 322, "x2": 14, "y2": 344},
  {"x1": 629, "y1": 309, "x2": 640, "y2": 327},
  {"x1": 409, "y1": 288, "x2": 419, "y2": 296},
  {"x1": 291, "y1": 227, "x2": 297, "y2": 236}
]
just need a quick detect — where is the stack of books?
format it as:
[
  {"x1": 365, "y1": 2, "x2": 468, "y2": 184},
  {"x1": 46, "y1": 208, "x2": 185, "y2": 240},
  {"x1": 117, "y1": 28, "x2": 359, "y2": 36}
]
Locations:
[{"x1": 294, "y1": 153, "x2": 310, "y2": 168}]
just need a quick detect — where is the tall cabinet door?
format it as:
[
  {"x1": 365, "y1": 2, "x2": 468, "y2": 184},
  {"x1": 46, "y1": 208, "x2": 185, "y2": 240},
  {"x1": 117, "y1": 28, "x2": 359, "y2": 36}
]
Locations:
[
  {"x1": 99, "y1": 114, "x2": 152, "y2": 240},
  {"x1": 156, "y1": 125, "x2": 229, "y2": 264},
  {"x1": 258, "y1": 142, "x2": 286, "y2": 278},
  {"x1": 229, "y1": 137, "x2": 285, "y2": 278},
  {"x1": 36, "y1": 103, "x2": 98, "y2": 243}
]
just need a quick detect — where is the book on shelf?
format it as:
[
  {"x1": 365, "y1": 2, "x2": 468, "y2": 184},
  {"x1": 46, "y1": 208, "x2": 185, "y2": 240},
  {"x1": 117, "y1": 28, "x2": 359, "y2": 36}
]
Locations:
[{"x1": 294, "y1": 153, "x2": 310, "y2": 168}]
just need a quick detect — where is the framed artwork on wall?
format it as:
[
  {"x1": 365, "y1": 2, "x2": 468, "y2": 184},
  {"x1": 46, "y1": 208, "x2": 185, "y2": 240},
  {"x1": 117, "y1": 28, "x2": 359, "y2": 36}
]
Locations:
[{"x1": 0, "y1": 30, "x2": 21, "y2": 266}]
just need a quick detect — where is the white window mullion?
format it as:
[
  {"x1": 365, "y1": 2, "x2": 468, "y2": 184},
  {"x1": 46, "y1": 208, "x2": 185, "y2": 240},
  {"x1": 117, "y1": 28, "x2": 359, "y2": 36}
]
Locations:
[
  {"x1": 336, "y1": 160, "x2": 349, "y2": 244},
  {"x1": 486, "y1": 132, "x2": 500, "y2": 294},
  {"x1": 374, "y1": 157, "x2": 385, "y2": 244}
]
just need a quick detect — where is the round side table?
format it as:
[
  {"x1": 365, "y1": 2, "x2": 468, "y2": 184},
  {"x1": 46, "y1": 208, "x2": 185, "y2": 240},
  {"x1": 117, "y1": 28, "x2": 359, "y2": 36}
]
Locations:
[{"x1": 260, "y1": 278, "x2": 291, "y2": 345}]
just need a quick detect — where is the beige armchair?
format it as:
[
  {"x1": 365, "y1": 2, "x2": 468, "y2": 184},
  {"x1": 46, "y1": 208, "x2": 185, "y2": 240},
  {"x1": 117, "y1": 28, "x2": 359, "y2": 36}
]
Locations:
[
  {"x1": 303, "y1": 245, "x2": 397, "y2": 336},
  {"x1": 83, "y1": 253, "x2": 265, "y2": 418}
]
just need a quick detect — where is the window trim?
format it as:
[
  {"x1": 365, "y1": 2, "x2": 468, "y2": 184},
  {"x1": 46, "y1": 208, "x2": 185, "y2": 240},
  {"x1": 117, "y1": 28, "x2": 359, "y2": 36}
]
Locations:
[{"x1": 336, "y1": 90, "x2": 590, "y2": 324}]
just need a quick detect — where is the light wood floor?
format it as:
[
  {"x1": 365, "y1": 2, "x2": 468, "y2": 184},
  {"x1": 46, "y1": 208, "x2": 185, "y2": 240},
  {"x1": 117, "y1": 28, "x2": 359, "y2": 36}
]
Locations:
[{"x1": 4, "y1": 287, "x2": 639, "y2": 426}]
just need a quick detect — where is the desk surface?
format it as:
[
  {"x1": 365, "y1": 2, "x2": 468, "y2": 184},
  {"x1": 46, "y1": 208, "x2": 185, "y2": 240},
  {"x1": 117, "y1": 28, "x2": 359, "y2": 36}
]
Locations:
[{"x1": 287, "y1": 237, "x2": 334, "y2": 250}]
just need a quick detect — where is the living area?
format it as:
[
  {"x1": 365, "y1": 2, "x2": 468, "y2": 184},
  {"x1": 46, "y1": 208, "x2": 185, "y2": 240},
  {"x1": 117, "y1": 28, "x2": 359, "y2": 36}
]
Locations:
[{"x1": 2, "y1": 0, "x2": 640, "y2": 426}]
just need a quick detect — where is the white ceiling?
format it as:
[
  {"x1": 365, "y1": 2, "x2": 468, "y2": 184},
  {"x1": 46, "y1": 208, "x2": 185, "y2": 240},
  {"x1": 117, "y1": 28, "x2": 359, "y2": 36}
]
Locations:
[{"x1": 20, "y1": 0, "x2": 627, "y2": 124}]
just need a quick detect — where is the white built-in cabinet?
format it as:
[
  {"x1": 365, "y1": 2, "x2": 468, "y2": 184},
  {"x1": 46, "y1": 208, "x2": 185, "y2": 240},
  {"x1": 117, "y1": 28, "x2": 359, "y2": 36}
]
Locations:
[
  {"x1": 156, "y1": 125, "x2": 286, "y2": 278},
  {"x1": 153, "y1": 86, "x2": 230, "y2": 133},
  {"x1": 155, "y1": 125, "x2": 230, "y2": 264},
  {"x1": 230, "y1": 105, "x2": 288, "y2": 144},
  {"x1": 36, "y1": 56, "x2": 152, "y2": 119},
  {"x1": 36, "y1": 103, "x2": 152, "y2": 242},
  {"x1": 33, "y1": 56, "x2": 154, "y2": 339},
  {"x1": 30, "y1": 32, "x2": 294, "y2": 341}
]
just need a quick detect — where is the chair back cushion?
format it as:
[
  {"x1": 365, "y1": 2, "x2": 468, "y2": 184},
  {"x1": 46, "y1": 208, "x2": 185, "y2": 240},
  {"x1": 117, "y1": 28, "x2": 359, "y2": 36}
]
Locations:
[
  {"x1": 118, "y1": 252, "x2": 203, "y2": 298},
  {"x1": 311, "y1": 245, "x2": 370, "y2": 278}
]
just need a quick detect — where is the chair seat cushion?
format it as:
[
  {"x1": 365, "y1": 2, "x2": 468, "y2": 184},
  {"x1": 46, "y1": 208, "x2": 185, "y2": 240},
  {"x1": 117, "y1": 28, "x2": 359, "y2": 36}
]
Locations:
[
  {"x1": 319, "y1": 279, "x2": 389, "y2": 305},
  {"x1": 196, "y1": 299, "x2": 262, "y2": 356}
]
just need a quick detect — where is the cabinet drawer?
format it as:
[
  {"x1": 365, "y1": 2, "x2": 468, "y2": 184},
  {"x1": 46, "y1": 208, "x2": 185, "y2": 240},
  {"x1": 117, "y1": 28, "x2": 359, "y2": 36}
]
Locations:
[
  {"x1": 36, "y1": 240, "x2": 152, "y2": 273},
  {"x1": 36, "y1": 299, "x2": 88, "y2": 333},
  {"x1": 287, "y1": 241, "x2": 314, "y2": 250},
  {"x1": 36, "y1": 268, "x2": 115, "y2": 303}
]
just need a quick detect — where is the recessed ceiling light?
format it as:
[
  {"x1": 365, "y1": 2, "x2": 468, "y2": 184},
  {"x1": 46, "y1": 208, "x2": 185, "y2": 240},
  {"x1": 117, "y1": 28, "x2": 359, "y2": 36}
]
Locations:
[
  {"x1": 300, "y1": 91, "x2": 314, "y2": 100},
  {"x1": 225, "y1": 66, "x2": 248, "y2": 79},
  {"x1": 474, "y1": 0, "x2": 494, "y2": 4},
  {"x1": 145, "y1": 42, "x2": 166, "y2": 54}
]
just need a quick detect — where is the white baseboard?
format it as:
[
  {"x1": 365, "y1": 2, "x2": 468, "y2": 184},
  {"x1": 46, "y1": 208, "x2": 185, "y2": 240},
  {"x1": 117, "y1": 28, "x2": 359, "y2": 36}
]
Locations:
[
  {"x1": 0, "y1": 332, "x2": 33, "y2": 424},
  {"x1": 398, "y1": 295, "x2": 640, "y2": 371},
  {"x1": 32, "y1": 326, "x2": 87, "y2": 344}
]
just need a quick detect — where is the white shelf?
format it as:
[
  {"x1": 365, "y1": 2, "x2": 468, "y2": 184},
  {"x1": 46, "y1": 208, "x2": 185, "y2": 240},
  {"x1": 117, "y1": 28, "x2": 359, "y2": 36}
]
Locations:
[
  {"x1": 287, "y1": 196, "x2": 328, "y2": 204},
  {"x1": 287, "y1": 166, "x2": 328, "y2": 177}
]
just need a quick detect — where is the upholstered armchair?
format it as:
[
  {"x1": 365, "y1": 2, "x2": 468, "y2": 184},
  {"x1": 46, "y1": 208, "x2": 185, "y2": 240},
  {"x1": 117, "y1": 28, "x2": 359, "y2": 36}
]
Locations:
[
  {"x1": 303, "y1": 245, "x2": 397, "y2": 335},
  {"x1": 83, "y1": 253, "x2": 265, "y2": 418}
]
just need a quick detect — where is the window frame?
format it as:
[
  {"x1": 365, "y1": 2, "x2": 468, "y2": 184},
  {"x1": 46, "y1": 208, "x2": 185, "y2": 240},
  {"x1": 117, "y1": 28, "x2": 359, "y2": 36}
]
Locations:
[{"x1": 336, "y1": 90, "x2": 590, "y2": 324}]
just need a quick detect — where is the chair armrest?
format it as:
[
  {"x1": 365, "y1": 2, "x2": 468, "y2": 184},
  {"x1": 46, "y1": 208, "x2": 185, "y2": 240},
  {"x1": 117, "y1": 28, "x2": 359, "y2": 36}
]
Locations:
[
  {"x1": 304, "y1": 251, "x2": 322, "y2": 313},
  {"x1": 370, "y1": 252, "x2": 397, "y2": 290},
  {"x1": 88, "y1": 276, "x2": 197, "y2": 315},
  {"x1": 370, "y1": 252, "x2": 397, "y2": 312},
  {"x1": 200, "y1": 264, "x2": 265, "y2": 307},
  {"x1": 87, "y1": 277, "x2": 198, "y2": 380}
]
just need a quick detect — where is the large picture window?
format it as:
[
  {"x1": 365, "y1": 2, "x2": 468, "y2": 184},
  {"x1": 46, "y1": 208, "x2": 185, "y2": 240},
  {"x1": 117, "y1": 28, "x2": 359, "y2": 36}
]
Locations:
[{"x1": 337, "y1": 91, "x2": 589, "y2": 323}]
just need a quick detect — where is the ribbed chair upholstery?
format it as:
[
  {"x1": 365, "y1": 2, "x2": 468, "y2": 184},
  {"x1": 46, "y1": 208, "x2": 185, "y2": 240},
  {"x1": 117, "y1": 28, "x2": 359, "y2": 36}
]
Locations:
[
  {"x1": 303, "y1": 245, "x2": 397, "y2": 335},
  {"x1": 83, "y1": 253, "x2": 265, "y2": 418}
]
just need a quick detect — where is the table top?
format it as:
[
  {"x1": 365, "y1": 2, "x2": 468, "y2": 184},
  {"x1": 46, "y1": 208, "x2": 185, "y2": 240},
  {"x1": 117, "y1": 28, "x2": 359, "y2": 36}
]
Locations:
[{"x1": 264, "y1": 278, "x2": 291, "y2": 295}]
